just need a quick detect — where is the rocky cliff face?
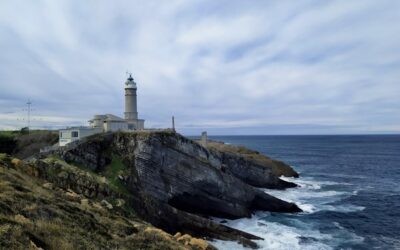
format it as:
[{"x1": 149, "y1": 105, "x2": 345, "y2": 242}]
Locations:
[{"x1": 37, "y1": 131, "x2": 301, "y2": 248}]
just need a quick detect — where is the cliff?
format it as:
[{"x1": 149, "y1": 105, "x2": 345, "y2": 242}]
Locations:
[{"x1": 1, "y1": 131, "x2": 301, "y2": 248}]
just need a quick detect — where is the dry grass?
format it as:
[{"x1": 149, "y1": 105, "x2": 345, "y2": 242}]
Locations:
[
  {"x1": 0, "y1": 154, "x2": 213, "y2": 250},
  {"x1": 14, "y1": 131, "x2": 58, "y2": 159},
  {"x1": 206, "y1": 140, "x2": 298, "y2": 177},
  {"x1": 14, "y1": 214, "x2": 30, "y2": 225}
]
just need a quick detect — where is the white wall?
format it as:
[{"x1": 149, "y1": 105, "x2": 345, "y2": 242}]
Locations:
[
  {"x1": 137, "y1": 119, "x2": 145, "y2": 130},
  {"x1": 104, "y1": 121, "x2": 128, "y2": 132},
  {"x1": 59, "y1": 127, "x2": 102, "y2": 146}
]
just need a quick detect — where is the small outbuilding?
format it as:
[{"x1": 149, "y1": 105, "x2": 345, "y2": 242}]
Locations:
[
  {"x1": 89, "y1": 114, "x2": 129, "y2": 132},
  {"x1": 59, "y1": 126, "x2": 102, "y2": 146}
]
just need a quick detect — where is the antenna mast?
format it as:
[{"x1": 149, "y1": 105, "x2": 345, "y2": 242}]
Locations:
[{"x1": 26, "y1": 100, "x2": 32, "y2": 133}]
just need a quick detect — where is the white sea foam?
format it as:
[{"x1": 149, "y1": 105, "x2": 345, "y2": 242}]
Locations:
[
  {"x1": 211, "y1": 175, "x2": 364, "y2": 249},
  {"x1": 280, "y1": 176, "x2": 349, "y2": 187},
  {"x1": 265, "y1": 176, "x2": 361, "y2": 213},
  {"x1": 323, "y1": 204, "x2": 365, "y2": 213},
  {"x1": 212, "y1": 213, "x2": 333, "y2": 250}
]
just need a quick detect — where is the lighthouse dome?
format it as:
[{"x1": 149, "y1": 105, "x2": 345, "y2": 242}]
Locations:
[{"x1": 125, "y1": 74, "x2": 137, "y2": 89}]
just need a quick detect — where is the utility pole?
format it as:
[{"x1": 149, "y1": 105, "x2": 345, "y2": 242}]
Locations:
[
  {"x1": 26, "y1": 100, "x2": 32, "y2": 133},
  {"x1": 172, "y1": 116, "x2": 175, "y2": 132},
  {"x1": 19, "y1": 100, "x2": 40, "y2": 132}
]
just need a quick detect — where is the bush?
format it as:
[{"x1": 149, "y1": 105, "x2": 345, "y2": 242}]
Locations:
[
  {"x1": 20, "y1": 127, "x2": 29, "y2": 135},
  {"x1": 0, "y1": 134, "x2": 17, "y2": 154}
]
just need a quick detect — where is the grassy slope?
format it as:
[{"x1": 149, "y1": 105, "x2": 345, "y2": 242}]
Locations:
[
  {"x1": 101, "y1": 155, "x2": 130, "y2": 195},
  {"x1": 0, "y1": 154, "x2": 213, "y2": 250}
]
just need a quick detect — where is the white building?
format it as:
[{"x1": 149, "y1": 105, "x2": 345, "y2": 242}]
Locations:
[
  {"x1": 59, "y1": 126, "x2": 102, "y2": 146},
  {"x1": 88, "y1": 114, "x2": 128, "y2": 132},
  {"x1": 59, "y1": 74, "x2": 146, "y2": 146}
]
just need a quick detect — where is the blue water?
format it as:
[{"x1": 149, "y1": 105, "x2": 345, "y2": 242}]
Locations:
[{"x1": 207, "y1": 135, "x2": 400, "y2": 250}]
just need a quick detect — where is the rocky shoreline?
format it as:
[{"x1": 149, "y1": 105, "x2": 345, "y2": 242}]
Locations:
[{"x1": 1, "y1": 130, "x2": 301, "y2": 249}]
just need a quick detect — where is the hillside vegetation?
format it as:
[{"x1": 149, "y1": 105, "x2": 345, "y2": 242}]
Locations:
[
  {"x1": 0, "y1": 130, "x2": 58, "y2": 159},
  {"x1": 0, "y1": 153, "x2": 215, "y2": 250}
]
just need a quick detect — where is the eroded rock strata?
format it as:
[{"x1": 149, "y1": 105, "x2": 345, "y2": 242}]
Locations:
[{"x1": 205, "y1": 140, "x2": 298, "y2": 189}]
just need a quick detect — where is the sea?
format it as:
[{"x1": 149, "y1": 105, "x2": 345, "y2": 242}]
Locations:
[{"x1": 206, "y1": 135, "x2": 400, "y2": 250}]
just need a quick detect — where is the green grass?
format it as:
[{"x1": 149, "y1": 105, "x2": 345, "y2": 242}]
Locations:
[
  {"x1": 43, "y1": 154, "x2": 130, "y2": 195},
  {"x1": 102, "y1": 155, "x2": 129, "y2": 195},
  {"x1": 68, "y1": 160, "x2": 97, "y2": 174},
  {"x1": 0, "y1": 130, "x2": 54, "y2": 137},
  {"x1": 0, "y1": 131, "x2": 17, "y2": 138}
]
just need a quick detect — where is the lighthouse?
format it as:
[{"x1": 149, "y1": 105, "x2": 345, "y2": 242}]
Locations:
[
  {"x1": 60, "y1": 73, "x2": 146, "y2": 146},
  {"x1": 124, "y1": 73, "x2": 138, "y2": 121},
  {"x1": 124, "y1": 73, "x2": 145, "y2": 130}
]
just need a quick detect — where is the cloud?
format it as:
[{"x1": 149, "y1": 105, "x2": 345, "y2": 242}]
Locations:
[{"x1": 0, "y1": 0, "x2": 399, "y2": 135}]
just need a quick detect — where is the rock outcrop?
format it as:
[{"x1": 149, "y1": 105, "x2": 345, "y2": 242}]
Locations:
[
  {"x1": 219, "y1": 153, "x2": 297, "y2": 189},
  {"x1": 205, "y1": 140, "x2": 298, "y2": 189},
  {"x1": 111, "y1": 132, "x2": 300, "y2": 218}
]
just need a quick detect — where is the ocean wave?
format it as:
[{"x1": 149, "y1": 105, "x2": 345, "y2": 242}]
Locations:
[
  {"x1": 212, "y1": 214, "x2": 334, "y2": 250},
  {"x1": 280, "y1": 176, "x2": 351, "y2": 187},
  {"x1": 211, "y1": 211, "x2": 366, "y2": 250},
  {"x1": 212, "y1": 212, "x2": 364, "y2": 250},
  {"x1": 322, "y1": 204, "x2": 365, "y2": 213},
  {"x1": 211, "y1": 175, "x2": 364, "y2": 249},
  {"x1": 265, "y1": 176, "x2": 362, "y2": 214},
  {"x1": 294, "y1": 202, "x2": 365, "y2": 214}
]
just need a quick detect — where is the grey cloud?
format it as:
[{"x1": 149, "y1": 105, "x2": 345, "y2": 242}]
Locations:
[{"x1": 0, "y1": 0, "x2": 399, "y2": 134}]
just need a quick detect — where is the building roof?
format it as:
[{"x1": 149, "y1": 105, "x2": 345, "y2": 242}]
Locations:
[
  {"x1": 60, "y1": 126, "x2": 101, "y2": 131},
  {"x1": 104, "y1": 114, "x2": 126, "y2": 122},
  {"x1": 89, "y1": 114, "x2": 126, "y2": 123}
]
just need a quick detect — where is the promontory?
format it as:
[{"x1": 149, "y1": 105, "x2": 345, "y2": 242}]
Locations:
[{"x1": 0, "y1": 130, "x2": 301, "y2": 249}]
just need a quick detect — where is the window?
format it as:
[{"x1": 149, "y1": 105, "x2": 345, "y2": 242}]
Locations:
[{"x1": 71, "y1": 131, "x2": 79, "y2": 138}]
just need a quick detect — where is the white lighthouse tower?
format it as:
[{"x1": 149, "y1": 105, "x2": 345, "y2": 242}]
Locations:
[
  {"x1": 124, "y1": 73, "x2": 144, "y2": 130},
  {"x1": 124, "y1": 73, "x2": 138, "y2": 120}
]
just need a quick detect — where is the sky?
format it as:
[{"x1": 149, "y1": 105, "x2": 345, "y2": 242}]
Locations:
[{"x1": 0, "y1": 0, "x2": 399, "y2": 135}]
